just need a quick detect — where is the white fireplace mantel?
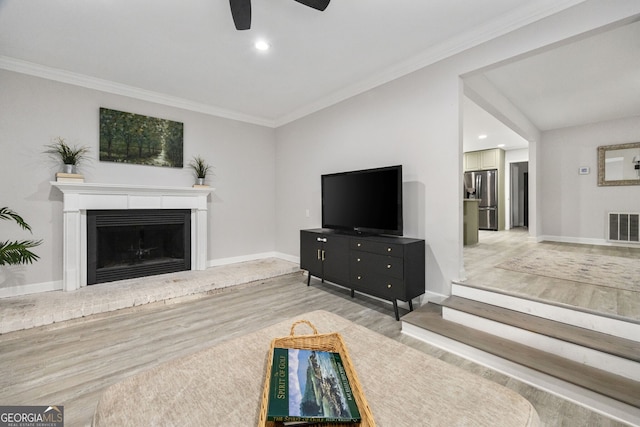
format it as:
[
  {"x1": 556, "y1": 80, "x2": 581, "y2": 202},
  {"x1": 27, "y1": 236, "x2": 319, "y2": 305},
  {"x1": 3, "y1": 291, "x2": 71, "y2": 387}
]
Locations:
[{"x1": 51, "y1": 182, "x2": 214, "y2": 291}]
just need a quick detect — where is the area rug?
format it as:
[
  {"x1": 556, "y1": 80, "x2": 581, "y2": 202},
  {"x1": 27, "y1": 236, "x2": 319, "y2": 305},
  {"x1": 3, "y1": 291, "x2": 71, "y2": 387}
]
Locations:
[{"x1": 495, "y1": 249, "x2": 640, "y2": 292}]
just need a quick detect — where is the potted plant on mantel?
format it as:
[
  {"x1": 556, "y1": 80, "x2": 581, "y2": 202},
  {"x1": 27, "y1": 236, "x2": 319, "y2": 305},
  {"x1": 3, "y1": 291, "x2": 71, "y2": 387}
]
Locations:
[
  {"x1": 44, "y1": 137, "x2": 91, "y2": 182},
  {"x1": 188, "y1": 155, "x2": 212, "y2": 187}
]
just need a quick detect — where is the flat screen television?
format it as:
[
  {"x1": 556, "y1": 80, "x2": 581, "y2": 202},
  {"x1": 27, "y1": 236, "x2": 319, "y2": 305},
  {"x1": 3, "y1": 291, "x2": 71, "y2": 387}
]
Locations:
[{"x1": 321, "y1": 165, "x2": 403, "y2": 236}]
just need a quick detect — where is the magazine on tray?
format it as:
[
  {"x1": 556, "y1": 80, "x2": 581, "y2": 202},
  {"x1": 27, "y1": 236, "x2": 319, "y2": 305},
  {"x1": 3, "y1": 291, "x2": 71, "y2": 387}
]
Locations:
[{"x1": 266, "y1": 347, "x2": 361, "y2": 424}]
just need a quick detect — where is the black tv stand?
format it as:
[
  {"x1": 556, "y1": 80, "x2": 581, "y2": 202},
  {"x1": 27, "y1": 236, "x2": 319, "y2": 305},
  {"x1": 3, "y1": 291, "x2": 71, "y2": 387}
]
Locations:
[
  {"x1": 300, "y1": 228, "x2": 425, "y2": 320},
  {"x1": 333, "y1": 230, "x2": 376, "y2": 237}
]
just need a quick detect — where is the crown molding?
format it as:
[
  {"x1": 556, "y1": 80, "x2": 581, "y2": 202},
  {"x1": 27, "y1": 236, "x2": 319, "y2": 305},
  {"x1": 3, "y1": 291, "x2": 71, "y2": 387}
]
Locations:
[
  {"x1": 0, "y1": 56, "x2": 276, "y2": 128},
  {"x1": 274, "y1": 0, "x2": 587, "y2": 126},
  {"x1": 1, "y1": 0, "x2": 585, "y2": 129}
]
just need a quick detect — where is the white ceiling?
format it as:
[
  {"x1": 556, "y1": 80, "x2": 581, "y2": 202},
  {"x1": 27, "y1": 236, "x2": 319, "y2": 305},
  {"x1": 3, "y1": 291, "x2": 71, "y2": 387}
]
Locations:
[
  {"x1": 463, "y1": 19, "x2": 640, "y2": 152},
  {"x1": 462, "y1": 96, "x2": 530, "y2": 153},
  {"x1": 1, "y1": 0, "x2": 638, "y2": 140},
  {"x1": 484, "y1": 20, "x2": 640, "y2": 132}
]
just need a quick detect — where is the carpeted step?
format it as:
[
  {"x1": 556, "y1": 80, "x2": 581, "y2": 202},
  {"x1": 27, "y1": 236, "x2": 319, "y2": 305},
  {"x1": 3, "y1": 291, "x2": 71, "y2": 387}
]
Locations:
[{"x1": 402, "y1": 303, "x2": 640, "y2": 409}]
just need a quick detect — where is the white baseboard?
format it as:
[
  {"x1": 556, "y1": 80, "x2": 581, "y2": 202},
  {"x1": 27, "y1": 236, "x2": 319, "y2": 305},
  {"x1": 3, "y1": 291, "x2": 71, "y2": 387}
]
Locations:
[
  {"x1": 0, "y1": 280, "x2": 62, "y2": 298},
  {"x1": 539, "y1": 235, "x2": 640, "y2": 248},
  {"x1": 423, "y1": 290, "x2": 448, "y2": 304},
  {"x1": 275, "y1": 252, "x2": 300, "y2": 264},
  {"x1": 207, "y1": 252, "x2": 299, "y2": 268},
  {"x1": 401, "y1": 323, "x2": 640, "y2": 427}
]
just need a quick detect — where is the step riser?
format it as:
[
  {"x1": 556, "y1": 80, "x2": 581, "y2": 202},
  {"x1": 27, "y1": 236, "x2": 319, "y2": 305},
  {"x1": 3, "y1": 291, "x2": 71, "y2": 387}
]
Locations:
[
  {"x1": 401, "y1": 322, "x2": 640, "y2": 426},
  {"x1": 452, "y1": 283, "x2": 640, "y2": 341},
  {"x1": 442, "y1": 307, "x2": 640, "y2": 381}
]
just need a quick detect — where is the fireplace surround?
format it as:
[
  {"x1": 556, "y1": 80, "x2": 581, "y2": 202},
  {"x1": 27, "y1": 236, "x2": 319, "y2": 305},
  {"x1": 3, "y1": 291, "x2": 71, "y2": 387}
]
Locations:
[{"x1": 51, "y1": 182, "x2": 213, "y2": 291}]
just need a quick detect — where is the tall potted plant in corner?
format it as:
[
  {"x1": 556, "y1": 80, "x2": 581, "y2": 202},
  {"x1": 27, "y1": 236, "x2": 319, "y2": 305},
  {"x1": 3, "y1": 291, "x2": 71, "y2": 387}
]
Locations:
[
  {"x1": 188, "y1": 155, "x2": 212, "y2": 187},
  {"x1": 44, "y1": 137, "x2": 90, "y2": 175},
  {"x1": 0, "y1": 207, "x2": 41, "y2": 265}
]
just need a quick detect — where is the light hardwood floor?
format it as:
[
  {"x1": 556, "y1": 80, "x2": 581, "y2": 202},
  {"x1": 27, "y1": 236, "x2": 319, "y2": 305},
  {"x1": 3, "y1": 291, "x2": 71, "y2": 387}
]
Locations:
[
  {"x1": 0, "y1": 272, "x2": 628, "y2": 426},
  {"x1": 463, "y1": 228, "x2": 640, "y2": 321}
]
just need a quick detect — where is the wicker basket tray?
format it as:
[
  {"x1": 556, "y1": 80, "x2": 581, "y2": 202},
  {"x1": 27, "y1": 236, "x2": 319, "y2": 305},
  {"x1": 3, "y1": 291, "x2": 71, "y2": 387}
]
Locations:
[{"x1": 258, "y1": 320, "x2": 375, "y2": 427}]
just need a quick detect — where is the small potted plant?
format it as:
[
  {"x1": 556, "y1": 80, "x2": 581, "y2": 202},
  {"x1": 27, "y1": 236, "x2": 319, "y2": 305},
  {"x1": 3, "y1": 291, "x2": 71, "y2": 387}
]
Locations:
[
  {"x1": 188, "y1": 155, "x2": 212, "y2": 186},
  {"x1": 44, "y1": 137, "x2": 90, "y2": 174}
]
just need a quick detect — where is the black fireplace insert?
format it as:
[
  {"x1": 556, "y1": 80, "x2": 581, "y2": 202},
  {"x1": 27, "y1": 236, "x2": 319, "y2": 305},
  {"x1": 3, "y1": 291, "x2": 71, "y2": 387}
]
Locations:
[{"x1": 87, "y1": 209, "x2": 191, "y2": 285}]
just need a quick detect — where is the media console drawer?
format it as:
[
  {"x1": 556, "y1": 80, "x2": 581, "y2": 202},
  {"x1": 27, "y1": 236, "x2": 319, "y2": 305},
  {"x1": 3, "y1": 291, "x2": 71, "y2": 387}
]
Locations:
[
  {"x1": 350, "y1": 251, "x2": 403, "y2": 278},
  {"x1": 350, "y1": 272, "x2": 404, "y2": 300},
  {"x1": 301, "y1": 229, "x2": 425, "y2": 320},
  {"x1": 351, "y1": 239, "x2": 403, "y2": 256}
]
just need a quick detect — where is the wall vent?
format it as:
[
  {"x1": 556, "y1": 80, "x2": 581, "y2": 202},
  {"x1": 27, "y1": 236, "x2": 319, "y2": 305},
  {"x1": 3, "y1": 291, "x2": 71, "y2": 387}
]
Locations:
[{"x1": 608, "y1": 213, "x2": 640, "y2": 243}]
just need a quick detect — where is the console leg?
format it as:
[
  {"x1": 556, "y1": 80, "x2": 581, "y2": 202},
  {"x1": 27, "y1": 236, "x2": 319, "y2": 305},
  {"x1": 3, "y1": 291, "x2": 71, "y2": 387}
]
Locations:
[
  {"x1": 393, "y1": 300, "x2": 399, "y2": 321},
  {"x1": 408, "y1": 299, "x2": 414, "y2": 312},
  {"x1": 307, "y1": 273, "x2": 311, "y2": 286},
  {"x1": 350, "y1": 289, "x2": 355, "y2": 298}
]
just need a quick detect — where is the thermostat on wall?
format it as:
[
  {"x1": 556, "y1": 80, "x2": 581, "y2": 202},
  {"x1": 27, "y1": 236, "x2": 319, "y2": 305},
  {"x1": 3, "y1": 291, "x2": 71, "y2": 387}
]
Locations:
[{"x1": 579, "y1": 166, "x2": 590, "y2": 175}]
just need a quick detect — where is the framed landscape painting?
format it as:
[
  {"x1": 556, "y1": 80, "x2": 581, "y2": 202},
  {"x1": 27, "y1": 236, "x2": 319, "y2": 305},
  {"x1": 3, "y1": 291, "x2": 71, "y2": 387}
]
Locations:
[{"x1": 99, "y1": 107, "x2": 183, "y2": 168}]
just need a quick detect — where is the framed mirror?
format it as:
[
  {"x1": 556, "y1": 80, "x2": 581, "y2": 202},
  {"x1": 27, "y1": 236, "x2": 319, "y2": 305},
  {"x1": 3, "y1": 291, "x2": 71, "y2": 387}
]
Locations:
[{"x1": 597, "y1": 142, "x2": 640, "y2": 186}]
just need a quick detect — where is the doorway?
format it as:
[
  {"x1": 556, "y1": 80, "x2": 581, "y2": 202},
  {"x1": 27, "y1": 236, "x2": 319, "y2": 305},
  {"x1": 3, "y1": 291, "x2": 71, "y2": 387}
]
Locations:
[{"x1": 510, "y1": 161, "x2": 528, "y2": 228}]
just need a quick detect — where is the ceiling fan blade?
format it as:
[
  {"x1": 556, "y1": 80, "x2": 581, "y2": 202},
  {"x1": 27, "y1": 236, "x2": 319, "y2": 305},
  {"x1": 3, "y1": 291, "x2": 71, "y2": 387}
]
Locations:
[
  {"x1": 293, "y1": 0, "x2": 330, "y2": 12},
  {"x1": 229, "y1": 0, "x2": 251, "y2": 30}
]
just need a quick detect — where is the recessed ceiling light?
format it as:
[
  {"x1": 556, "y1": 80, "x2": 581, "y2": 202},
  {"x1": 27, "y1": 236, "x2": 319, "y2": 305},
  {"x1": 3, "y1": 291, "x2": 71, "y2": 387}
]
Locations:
[
  {"x1": 497, "y1": 144, "x2": 506, "y2": 147},
  {"x1": 478, "y1": 134, "x2": 487, "y2": 140},
  {"x1": 255, "y1": 40, "x2": 270, "y2": 51}
]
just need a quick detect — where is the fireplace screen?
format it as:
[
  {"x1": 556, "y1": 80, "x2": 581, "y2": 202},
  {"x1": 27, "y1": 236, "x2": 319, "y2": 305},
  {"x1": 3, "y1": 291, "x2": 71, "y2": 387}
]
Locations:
[{"x1": 87, "y1": 210, "x2": 191, "y2": 285}]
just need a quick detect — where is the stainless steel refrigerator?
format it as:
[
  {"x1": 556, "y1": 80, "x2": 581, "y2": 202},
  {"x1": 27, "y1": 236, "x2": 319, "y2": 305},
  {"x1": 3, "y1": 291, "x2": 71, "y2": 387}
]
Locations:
[{"x1": 464, "y1": 170, "x2": 498, "y2": 230}]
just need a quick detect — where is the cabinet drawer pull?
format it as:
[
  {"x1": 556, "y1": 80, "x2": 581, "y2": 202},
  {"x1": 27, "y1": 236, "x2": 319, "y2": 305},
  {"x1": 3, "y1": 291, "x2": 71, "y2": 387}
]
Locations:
[
  {"x1": 387, "y1": 284, "x2": 392, "y2": 289},
  {"x1": 357, "y1": 275, "x2": 362, "y2": 280},
  {"x1": 321, "y1": 250, "x2": 325, "y2": 261},
  {"x1": 357, "y1": 258, "x2": 361, "y2": 262},
  {"x1": 387, "y1": 264, "x2": 392, "y2": 269},
  {"x1": 387, "y1": 247, "x2": 392, "y2": 252},
  {"x1": 357, "y1": 243, "x2": 362, "y2": 247},
  {"x1": 317, "y1": 237, "x2": 327, "y2": 242},
  {"x1": 317, "y1": 249, "x2": 321, "y2": 260}
]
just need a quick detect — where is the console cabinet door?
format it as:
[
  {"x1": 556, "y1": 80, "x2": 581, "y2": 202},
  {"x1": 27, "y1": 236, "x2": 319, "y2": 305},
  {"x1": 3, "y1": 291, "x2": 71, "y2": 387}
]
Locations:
[
  {"x1": 300, "y1": 231, "x2": 323, "y2": 278},
  {"x1": 321, "y1": 234, "x2": 349, "y2": 283},
  {"x1": 300, "y1": 231, "x2": 349, "y2": 283}
]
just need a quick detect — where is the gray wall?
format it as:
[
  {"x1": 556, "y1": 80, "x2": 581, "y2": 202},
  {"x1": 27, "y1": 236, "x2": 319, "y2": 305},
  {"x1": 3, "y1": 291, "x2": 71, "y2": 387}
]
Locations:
[
  {"x1": 1, "y1": 1, "x2": 638, "y2": 296},
  {"x1": 0, "y1": 70, "x2": 277, "y2": 293},
  {"x1": 274, "y1": 2, "x2": 640, "y2": 295},
  {"x1": 275, "y1": 62, "x2": 460, "y2": 296},
  {"x1": 540, "y1": 115, "x2": 640, "y2": 242}
]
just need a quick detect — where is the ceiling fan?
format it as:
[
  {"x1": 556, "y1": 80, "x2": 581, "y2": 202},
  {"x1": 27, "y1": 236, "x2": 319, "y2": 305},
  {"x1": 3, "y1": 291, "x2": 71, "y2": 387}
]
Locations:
[{"x1": 229, "y1": 0, "x2": 331, "y2": 30}]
